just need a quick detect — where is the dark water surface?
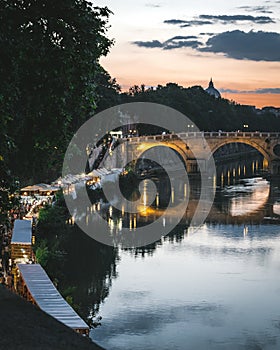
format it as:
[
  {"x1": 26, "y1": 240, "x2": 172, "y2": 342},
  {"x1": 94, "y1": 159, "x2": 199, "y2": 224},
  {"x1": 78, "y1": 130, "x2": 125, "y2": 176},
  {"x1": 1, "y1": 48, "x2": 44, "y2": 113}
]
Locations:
[{"x1": 82, "y1": 156, "x2": 280, "y2": 349}]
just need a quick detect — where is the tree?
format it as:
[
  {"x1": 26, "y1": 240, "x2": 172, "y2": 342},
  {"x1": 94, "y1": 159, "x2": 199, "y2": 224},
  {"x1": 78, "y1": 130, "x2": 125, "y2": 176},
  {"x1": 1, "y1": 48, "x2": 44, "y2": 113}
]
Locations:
[
  {"x1": 0, "y1": 113, "x2": 19, "y2": 224},
  {"x1": 0, "y1": 0, "x2": 113, "y2": 182},
  {"x1": 120, "y1": 83, "x2": 280, "y2": 133},
  {"x1": 94, "y1": 64, "x2": 121, "y2": 113}
]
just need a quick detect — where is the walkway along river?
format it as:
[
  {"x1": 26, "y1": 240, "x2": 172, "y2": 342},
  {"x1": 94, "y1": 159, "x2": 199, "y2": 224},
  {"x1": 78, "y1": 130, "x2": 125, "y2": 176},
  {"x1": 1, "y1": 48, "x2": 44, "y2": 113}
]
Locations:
[
  {"x1": 6, "y1": 153, "x2": 279, "y2": 349},
  {"x1": 0, "y1": 206, "x2": 90, "y2": 336}
]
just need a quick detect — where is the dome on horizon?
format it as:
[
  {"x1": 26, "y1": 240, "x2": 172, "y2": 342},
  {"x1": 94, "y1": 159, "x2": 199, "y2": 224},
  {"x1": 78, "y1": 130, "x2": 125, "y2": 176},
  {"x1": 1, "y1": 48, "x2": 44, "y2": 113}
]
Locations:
[{"x1": 205, "y1": 78, "x2": 221, "y2": 99}]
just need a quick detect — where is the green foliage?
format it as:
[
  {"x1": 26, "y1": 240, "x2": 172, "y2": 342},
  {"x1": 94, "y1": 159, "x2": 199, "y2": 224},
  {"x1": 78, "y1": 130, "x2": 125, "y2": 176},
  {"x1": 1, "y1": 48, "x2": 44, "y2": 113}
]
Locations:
[
  {"x1": 95, "y1": 65, "x2": 121, "y2": 113},
  {"x1": 62, "y1": 286, "x2": 78, "y2": 308},
  {"x1": 120, "y1": 83, "x2": 280, "y2": 133},
  {"x1": 37, "y1": 190, "x2": 70, "y2": 241},
  {"x1": 0, "y1": 160, "x2": 19, "y2": 224},
  {"x1": 0, "y1": 0, "x2": 114, "y2": 182},
  {"x1": 35, "y1": 240, "x2": 49, "y2": 267},
  {"x1": 65, "y1": 295, "x2": 74, "y2": 307},
  {"x1": 35, "y1": 190, "x2": 119, "y2": 320}
]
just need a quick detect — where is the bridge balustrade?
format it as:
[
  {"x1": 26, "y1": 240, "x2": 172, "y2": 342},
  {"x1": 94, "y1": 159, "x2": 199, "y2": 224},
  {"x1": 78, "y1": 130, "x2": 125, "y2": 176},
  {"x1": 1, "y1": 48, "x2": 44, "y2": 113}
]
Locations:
[{"x1": 125, "y1": 131, "x2": 280, "y2": 142}]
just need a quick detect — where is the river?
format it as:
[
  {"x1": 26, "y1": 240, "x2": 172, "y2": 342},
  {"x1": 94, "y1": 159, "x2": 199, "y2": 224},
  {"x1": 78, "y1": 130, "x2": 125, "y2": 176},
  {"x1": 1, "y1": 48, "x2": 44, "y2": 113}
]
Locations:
[{"x1": 70, "y1": 155, "x2": 280, "y2": 349}]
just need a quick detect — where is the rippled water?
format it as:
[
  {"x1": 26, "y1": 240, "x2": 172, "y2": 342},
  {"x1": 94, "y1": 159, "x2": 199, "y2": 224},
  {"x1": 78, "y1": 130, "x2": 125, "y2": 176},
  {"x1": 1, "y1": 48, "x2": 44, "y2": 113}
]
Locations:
[{"x1": 90, "y1": 157, "x2": 280, "y2": 350}]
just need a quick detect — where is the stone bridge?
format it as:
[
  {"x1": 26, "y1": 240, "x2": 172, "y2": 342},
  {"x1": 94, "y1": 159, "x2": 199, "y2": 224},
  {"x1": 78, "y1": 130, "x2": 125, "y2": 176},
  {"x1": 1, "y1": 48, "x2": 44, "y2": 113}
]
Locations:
[{"x1": 104, "y1": 131, "x2": 280, "y2": 175}]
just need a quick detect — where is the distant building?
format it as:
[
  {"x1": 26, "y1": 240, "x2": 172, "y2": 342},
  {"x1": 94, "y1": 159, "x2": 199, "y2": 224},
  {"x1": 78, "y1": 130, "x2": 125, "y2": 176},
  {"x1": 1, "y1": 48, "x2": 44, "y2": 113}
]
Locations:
[{"x1": 205, "y1": 78, "x2": 221, "y2": 98}]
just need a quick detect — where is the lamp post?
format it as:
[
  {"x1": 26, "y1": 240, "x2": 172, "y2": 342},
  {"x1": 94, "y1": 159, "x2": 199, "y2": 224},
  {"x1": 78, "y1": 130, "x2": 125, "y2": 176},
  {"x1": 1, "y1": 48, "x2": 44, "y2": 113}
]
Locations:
[{"x1": 187, "y1": 124, "x2": 194, "y2": 132}]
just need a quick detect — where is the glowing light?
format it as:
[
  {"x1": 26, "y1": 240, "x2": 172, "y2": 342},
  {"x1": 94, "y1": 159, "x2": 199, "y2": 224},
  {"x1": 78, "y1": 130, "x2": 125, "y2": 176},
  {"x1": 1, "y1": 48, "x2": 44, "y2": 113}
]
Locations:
[
  {"x1": 263, "y1": 158, "x2": 269, "y2": 169},
  {"x1": 243, "y1": 226, "x2": 249, "y2": 236},
  {"x1": 213, "y1": 176, "x2": 216, "y2": 189},
  {"x1": 230, "y1": 179, "x2": 270, "y2": 216},
  {"x1": 143, "y1": 185, "x2": 147, "y2": 206},
  {"x1": 184, "y1": 183, "x2": 187, "y2": 198},
  {"x1": 118, "y1": 218, "x2": 123, "y2": 230}
]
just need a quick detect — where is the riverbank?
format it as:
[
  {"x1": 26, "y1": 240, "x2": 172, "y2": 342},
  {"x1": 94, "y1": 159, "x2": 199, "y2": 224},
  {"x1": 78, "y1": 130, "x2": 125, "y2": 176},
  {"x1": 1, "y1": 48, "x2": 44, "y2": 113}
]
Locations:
[{"x1": 0, "y1": 285, "x2": 104, "y2": 350}]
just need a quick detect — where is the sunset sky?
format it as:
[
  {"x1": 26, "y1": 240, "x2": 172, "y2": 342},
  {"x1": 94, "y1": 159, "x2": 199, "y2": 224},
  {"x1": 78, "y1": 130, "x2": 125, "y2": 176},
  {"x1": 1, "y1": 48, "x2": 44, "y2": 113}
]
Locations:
[{"x1": 94, "y1": 0, "x2": 280, "y2": 108}]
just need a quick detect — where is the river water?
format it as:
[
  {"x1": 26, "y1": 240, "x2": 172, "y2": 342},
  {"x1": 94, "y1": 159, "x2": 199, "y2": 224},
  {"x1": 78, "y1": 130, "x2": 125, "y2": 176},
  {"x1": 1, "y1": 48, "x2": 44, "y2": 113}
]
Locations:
[{"x1": 86, "y1": 156, "x2": 280, "y2": 350}]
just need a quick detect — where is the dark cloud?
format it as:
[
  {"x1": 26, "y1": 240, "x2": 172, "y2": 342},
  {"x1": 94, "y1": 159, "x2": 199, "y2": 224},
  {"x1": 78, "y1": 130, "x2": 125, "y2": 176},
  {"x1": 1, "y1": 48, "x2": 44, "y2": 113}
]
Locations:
[
  {"x1": 164, "y1": 14, "x2": 274, "y2": 28},
  {"x1": 200, "y1": 32, "x2": 215, "y2": 36},
  {"x1": 200, "y1": 30, "x2": 280, "y2": 61},
  {"x1": 255, "y1": 88, "x2": 280, "y2": 94},
  {"x1": 133, "y1": 30, "x2": 280, "y2": 62},
  {"x1": 220, "y1": 88, "x2": 280, "y2": 94},
  {"x1": 237, "y1": 5, "x2": 273, "y2": 14},
  {"x1": 133, "y1": 36, "x2": 202, "y2": 50},
  {"x1": 220, "y1": 88, "x2": 243, "y2": 94},
  {"x1": 133, "y1": 40, "x2": 163, "y2": 48},
  {"x1": 167, "y1": 35, "x2": 198, "y2": 40},
  {"x1": 199, "y1": 14, "x2": 275, "y2": 24},
  {"x1": 164, "y1": 19, "x2": 213, "y2": 27},
  {"x1": 164, "y1": 19, "x2": 186, "y2": 25},
  {"x1": 164, "y1": 40, "x2": 202, "y2": 50},
  {"x1": 180, "y1": 20, "x2": 213, "y2": 27}
]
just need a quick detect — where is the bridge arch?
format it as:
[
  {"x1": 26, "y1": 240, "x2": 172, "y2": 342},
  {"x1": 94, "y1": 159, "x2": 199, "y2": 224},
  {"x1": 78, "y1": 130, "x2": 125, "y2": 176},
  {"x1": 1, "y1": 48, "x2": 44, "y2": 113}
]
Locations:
[
  {"x1": 135, "y1": 143, "x2": 188, "y2": 170},
  {"x1": 209, "y1": 139, "x2": 271, "y2": 165}
]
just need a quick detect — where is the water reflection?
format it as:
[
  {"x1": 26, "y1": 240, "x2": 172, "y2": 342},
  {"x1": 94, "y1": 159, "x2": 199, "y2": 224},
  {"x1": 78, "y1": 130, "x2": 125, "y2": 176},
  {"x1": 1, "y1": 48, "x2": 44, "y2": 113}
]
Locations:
[
  {"x1": 83, "y1": 156, "x2": 279, "y2": 233},
  {"x1": 84, "y1": 155, "x2": 280, "y2": 349},
  {"x1": 92, "y1": 224, "x2": 280, "y2": 350},
  {"x1": 222, "y1": 178, "x2": 270, "y2": 217}
]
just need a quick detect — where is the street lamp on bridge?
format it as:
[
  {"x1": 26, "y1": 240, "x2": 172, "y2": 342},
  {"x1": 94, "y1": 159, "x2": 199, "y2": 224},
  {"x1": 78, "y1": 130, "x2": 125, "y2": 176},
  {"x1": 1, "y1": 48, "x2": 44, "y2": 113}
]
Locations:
[{"x1": 187, "y1": 124, "x2": 194, "y2": 131}]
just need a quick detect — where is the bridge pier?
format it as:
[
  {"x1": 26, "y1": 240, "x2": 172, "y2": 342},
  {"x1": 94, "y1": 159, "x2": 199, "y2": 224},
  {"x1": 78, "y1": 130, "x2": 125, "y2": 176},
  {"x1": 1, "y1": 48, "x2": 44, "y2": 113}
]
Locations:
[
  {"x1": 270, "y1": 160, "x2": 280, "y2": 176},
  {"x1": 186, "y1": 159, "x2": 214, "y2": 174}
]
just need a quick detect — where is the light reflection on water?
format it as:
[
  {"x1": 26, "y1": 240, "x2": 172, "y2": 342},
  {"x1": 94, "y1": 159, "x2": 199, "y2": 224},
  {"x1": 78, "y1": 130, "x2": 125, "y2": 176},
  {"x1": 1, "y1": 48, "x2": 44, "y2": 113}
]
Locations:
[
  {"x1": 90, "y1": 157, "x2": 280, "y2": 350},
  {"x1": 92, "y1": 226, "x2": 280, "y2": 350},
  {"x1": 222, "y1": 177, "x2": 270, "y2": 217}
]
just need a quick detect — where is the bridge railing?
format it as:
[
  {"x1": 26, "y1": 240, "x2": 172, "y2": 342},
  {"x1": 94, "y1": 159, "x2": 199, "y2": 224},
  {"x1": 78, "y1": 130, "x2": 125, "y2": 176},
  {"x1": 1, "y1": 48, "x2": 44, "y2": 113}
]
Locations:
[{"x1": 125, "y1": 131, "x2": 280, "y2": 142}]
